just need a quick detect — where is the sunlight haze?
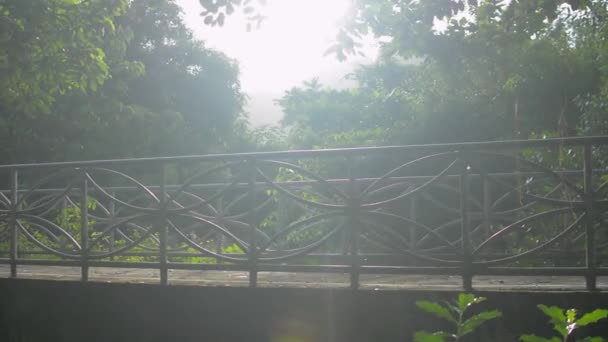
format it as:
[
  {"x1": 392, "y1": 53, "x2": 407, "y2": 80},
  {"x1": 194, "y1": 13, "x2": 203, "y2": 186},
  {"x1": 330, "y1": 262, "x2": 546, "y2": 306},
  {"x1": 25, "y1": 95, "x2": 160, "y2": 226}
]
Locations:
[{"x1": 177, "y1": 0, "x2": 375, "y2": 126}]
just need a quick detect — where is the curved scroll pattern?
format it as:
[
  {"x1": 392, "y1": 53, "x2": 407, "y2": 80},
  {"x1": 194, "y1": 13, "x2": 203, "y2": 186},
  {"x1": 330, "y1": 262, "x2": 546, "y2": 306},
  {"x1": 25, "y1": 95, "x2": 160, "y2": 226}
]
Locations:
[{"x1": 0, "y1": 138, "x2": 606, "y2": 288}]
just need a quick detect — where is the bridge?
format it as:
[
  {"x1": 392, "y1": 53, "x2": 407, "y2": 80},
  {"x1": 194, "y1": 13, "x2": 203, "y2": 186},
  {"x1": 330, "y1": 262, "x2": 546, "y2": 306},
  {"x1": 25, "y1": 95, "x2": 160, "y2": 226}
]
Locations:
[
  {"x1": 0, "y1": 136, "x2": 607, "y2": 291},
  {"x1": 2, "y1": 137, "x2": 608, "y2": 341}
]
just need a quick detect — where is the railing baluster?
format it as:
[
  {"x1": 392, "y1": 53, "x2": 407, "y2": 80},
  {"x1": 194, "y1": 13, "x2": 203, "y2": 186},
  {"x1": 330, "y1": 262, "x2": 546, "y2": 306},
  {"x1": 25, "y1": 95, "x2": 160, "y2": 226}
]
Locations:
[
  {"x1": 482, "y1": 172, "x2": 492, "y2": 239},
  {"x1": 9, "y1": 169, "x2": 18, "y2": 278},
  {"x1": 583, "y1": 143, "x2": 596, "y2": 291},
  {"x1": 80, "y1": 173, "x2": 89, "y2": 282},
  {"x1": 350, "y1": 217, "x2": 361, "y2": 290},
  {"x1": 109, "y1": 191, "x2": 116, "y2": 259},
  {"x1": 409, "y1": 194, "x2": 417, "y2": 251},
  {"x1": 460, "y1": 157, "x2": 472, "y2": 291},
  {"x1": 60, "y1": 196, "x2": 68, "y2": 251},
  {"x1": 159, "y1": 164, "x2": 168, "y2": 285},
  {"x1": 247, "y1": 160, "x2": 258, "y2": 287},
  {"x1": 215, "y1": 198, "x2": 225, "y2": 256},
  {"x1": 347, "y1": 158, "x2": 360, "y2": 290}
]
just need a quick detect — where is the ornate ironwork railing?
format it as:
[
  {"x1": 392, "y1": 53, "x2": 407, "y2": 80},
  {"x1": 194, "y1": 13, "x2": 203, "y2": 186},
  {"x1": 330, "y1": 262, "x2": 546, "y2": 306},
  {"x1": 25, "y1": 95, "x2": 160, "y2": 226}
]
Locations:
[{"x1": 1, "y1": 137, "x2": 608, "y2": 290}]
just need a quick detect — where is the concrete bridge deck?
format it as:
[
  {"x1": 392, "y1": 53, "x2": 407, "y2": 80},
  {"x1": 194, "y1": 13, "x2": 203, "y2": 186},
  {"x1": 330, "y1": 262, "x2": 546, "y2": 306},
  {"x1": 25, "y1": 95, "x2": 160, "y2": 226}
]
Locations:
[{"x1": 2, "y1": 265, "x2": 607, "y2": 291}]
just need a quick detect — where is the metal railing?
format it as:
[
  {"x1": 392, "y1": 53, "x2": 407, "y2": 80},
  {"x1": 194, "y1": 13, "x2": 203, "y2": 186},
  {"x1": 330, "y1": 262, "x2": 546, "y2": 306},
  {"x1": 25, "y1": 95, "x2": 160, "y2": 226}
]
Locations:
[{"x1": 1, "y1": 136, "x2": 608, "y2": 290}]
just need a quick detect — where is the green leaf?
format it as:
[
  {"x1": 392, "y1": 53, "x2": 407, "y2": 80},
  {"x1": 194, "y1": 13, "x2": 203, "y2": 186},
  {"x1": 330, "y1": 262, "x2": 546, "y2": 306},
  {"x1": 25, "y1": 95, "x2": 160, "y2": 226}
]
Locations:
[
  {"x1": 416, "y1": 301, "x2": 456, "y2": 323},
  {"x1": 520, "y1": 335, "x2": 560, "y2": 342},
  {"x1": 537, "y1": 305, "x2": 567, "y2": 337},
  {"x1": 538, "y1": 305, "x2": 566, "y2": 324},
  {"x1": 461, "y1": 310, "x2": 502, "y2": 336},
  {"x1": 413, "y1": 331, "x2": 450, "y2": 342},
  {"x1": 457, "y1": 293, "x2": 485, "y2": 312},
  {"x1": 566, "y1": 309, "x2": 577, "y2": 323},
  {"x1": 103, "y1": 17, "x2": 116, "y2": 32},
  {"x1": 576, "y1": 309, "x2": 608, "y2": 327}
]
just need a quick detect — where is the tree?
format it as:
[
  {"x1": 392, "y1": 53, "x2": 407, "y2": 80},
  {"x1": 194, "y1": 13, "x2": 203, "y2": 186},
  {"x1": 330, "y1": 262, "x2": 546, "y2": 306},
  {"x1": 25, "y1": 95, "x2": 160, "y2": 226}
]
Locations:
[
  {"x1": 0, "y1": 0, "x2": 246, "y2": 163},
  {"x1": 52, "y1": 0, "x2": 246, "y2": 160},
  {"x1": 269, "y1": 1, "x2": 607, "y2": 149},
  {"x1": 0, "y1": 0, "x2": 127, "y2": 112},
  {"x1": 0, "y1": 0, "x2": 128, "y2": 162}
]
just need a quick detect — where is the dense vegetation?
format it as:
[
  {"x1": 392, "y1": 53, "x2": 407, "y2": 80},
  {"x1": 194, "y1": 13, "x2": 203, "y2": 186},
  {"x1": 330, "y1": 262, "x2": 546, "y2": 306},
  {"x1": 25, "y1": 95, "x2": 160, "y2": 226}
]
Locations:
[
  {"x1": 2, "y1": 0, "x2": 608, "y2": 162},
  {"x1": 0, "y1": 0, "x2": 245, "y2": 164},
  {"x1": 205, "y1": 0, "x2": 608, "y2": 149}
]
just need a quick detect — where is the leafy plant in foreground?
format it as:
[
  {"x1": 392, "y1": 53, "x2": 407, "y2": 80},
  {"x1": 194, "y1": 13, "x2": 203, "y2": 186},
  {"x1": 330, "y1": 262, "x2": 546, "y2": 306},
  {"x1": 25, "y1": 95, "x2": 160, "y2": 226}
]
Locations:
[
  {"x1": 414, "y1": 293, "x2": 502, "y2": 342},
  {"x1": 520, "y1": 305, "x2": 608, "y2": 342}
]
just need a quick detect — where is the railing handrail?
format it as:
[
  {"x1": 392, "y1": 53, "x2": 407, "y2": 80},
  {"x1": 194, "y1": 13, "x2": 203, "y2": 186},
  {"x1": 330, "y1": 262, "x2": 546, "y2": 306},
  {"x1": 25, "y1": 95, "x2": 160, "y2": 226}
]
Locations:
[
  {"x1": 1, "y1": 136, "x2": 606, "y2": 170},
  {"x1": 1, "y1": 169, "x2": 605, "y2": 194}
]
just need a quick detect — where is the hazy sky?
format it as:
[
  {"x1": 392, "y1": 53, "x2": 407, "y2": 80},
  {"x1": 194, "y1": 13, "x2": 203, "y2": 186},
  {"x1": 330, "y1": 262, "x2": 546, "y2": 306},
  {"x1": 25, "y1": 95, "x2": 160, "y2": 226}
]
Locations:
[{"x1": 176, "y1": 0, "x2": 376, "y2": 126}]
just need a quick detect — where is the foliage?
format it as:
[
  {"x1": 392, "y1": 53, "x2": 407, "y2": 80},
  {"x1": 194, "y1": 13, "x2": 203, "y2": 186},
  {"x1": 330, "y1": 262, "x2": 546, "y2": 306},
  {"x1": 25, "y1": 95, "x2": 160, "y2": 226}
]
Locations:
[
  {"x1": 223, "y1": 1, "x2": 607, "y2": 152},
  {"x1": 55, "y1": 198, "x2": 97, "y2": 236},
  {"x1": 414, "y1": 293, "x2": 502, "y2": 342},
  {"x1": 0, "y1": 0, "x2": 246, "y2": 165},
  {"x1": 521, "y1": 305, "x2": 608, "y2": 342},
  {"x1": 233, "y1": 125, "x2": 288, "y2": 152},
  {"x1": 0, "y1": 0, "x2": 127, "y2": 113},
  {"x1": 198, "y1": 0, "x2": 267, "y2": 31},
  {"x1": 223, "y1": 243, "x2": 244, "y2": 254},
  {"x1": 413, "y1": 295, "x2": 608, "y2": 342}
]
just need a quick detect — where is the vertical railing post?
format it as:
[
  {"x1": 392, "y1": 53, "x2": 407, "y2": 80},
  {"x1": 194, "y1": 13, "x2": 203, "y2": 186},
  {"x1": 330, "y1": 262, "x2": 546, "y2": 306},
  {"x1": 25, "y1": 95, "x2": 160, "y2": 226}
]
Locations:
[
  {"x1": 109, "y1": 191, "x2": 116, "y2": 259},
  {"x1": 409, "y1": 194, "x2": 417, "y2": 251},
  {"x1": 460, "y1": 156, "x2": 473, "y2": 291},
  {"x1": 215, "y1": 198, "x2": 225, "y2": 256},
  {"x1": 60, "y1": 196, "x2": 68, "y2": 251},
  {"x1": 159, "y1": 164, "x2": 169, "y2": 285},
  {"x1": 9, "y1": 169, "x2": 18, "y2": 278},
  {"x1": 247, "y1": 159, "x2": 258, "y2": 287},
  {"x1": 80, "y1": 172, "x2": 89, "y2": 282},
  {"x1": 583, "y1": 143, "x2": 596, "y2": 291},
  {"x1": 347, "y1": 158, "x2": 360, "y2": 290},
  {"x1": 482, "y1": 172, "x2": 492, "y2": 239}
]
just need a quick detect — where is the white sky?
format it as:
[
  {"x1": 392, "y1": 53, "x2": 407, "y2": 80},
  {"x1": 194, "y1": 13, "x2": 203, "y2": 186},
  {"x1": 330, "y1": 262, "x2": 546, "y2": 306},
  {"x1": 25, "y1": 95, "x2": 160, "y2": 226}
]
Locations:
[{"x1": 176, "y1": 0, "x2": 376, "y2": 126}]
